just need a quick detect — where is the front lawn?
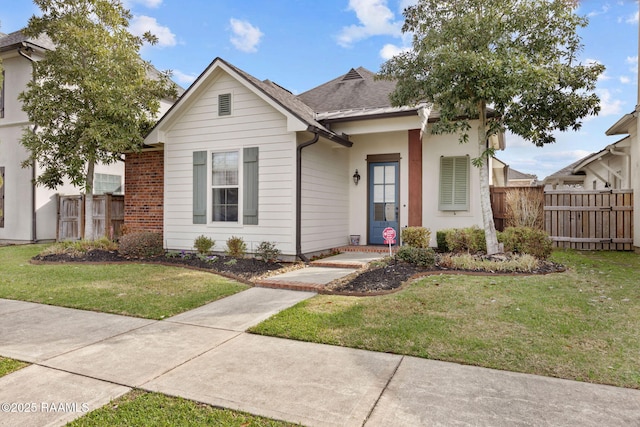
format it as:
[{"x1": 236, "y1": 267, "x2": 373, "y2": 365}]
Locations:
[
  {"x1": 251, "y1": 250, "x2": 640, "y2": 389},
  {"x1": 0, "y1": 245, "x2": 248, "y2": 319},
  {"x1": 68, "y1": 390, "x2": 298, "y2": 427}
]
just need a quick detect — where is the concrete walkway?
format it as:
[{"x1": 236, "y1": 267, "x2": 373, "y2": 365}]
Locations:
[{"x1": 1, "y1": 280, "x2": 640, "y2": 426}]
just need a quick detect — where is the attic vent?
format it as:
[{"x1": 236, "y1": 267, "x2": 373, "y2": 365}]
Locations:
[
  {"x1": 218, "y1": 93, "x2": 232, "y2": 116},
  {"x1": 342, "y1": 68, "x2": 363, "y2": 81}
]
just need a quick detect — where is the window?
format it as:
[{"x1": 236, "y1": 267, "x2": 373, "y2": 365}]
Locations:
[
  {"x1": 211, "y1": 151, "x2": 239, "y2": 222},
  {"x1": 94, "y1": 173, "x2": 122, "y2": 194},
  {"x1": 218, "y1": 93, "x2": 231, "y2": 116},
  {"x1": 192, "y1": 148, "x2": 259, "y2": 225},
  {"x1": 439, "y1": 156, "x2": 469, "y2": 211},
  {"x1": 0, "y1": 70, "x2": 5, "y2": 119},
  {"x1": 0, "y1": 167, "x2": 4, "y2": 228}
]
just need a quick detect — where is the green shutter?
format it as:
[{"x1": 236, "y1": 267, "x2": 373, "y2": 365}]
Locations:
[
  {"x1": 243, "y1": 147, "x2": 259, "y2": 225},
  {"x1": 193, "y1": 151, "x2": 207, "y2": 224},
  {"x1": 439, "y1": 156, "x2": 469, "y2": 211}
]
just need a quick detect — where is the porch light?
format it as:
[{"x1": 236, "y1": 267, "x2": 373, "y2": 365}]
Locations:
[{"x1": 353, "y1": 169, "x2": 361, "y2": 185}]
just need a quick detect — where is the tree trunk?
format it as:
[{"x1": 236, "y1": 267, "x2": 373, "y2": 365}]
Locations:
[
  {"x1": 477, "y1": 101, "x2": 501, "y2": 255},
  {"x1": 84, "y1": 161, "x2": 95, "y2": 241}
]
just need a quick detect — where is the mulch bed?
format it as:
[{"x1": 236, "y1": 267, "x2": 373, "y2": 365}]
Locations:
[
  {"x1": 32, "y1": 250, "x2": 565, "y2": 295},
  {"x1": 32, "y1": 250, "x2": 284, "y2": 282}
]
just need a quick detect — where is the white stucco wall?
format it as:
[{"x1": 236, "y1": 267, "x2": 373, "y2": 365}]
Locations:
[{"x1": 162, "y1": 70, "x2": 298, "y2": 254}]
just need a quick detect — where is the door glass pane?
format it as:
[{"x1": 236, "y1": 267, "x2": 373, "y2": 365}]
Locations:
[
  {"x1": 385, "y1": 184, "x2": 395, "y2": 202},
  {"x1": 374, "y1": 203, "x2": 385, "y2": 221},
  {"x1": 374, "y1": 166, "x2": 384, "y2": 184},
  {"x1": 385, "y1": 203, "x2": 396, "y2": 221},
  {"x1": 374, "y1": 185, "x2": 384, "y2": 203},
  {"x1": 385, "y1": 166, "x2": 395, "y2": 184}
]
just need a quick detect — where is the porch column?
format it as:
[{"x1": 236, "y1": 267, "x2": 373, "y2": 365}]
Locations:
[{"x1": 408, "y1": 129, "x2": 422, "y2": 226}]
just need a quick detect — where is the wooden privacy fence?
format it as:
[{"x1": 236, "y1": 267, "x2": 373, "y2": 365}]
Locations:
[
  {"x1": 58, "y1": 194, "x2": 124, "y2": 241},
  {"x1": 544, "y1": 189, "x2": 633, "y2": 250}
]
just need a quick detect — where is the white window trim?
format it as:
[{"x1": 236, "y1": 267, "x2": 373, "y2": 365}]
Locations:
[{"x1": 208, "y1": 149, "x2": 244, "y2": 227}]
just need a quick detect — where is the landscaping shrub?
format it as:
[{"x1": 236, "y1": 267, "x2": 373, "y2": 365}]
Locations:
[
  {"x1": 118, "y1": 232, "x2": 164, "y2": 258},
  {"x1": 226, "y1": 236, "x2": 247, "y2": 258},
  {"x1": 193, "y1": 235, "x2": 215, "y2": 255},
  {"x1": 441, "y1": 226, "x2": 486, "y2": 254},
  {"x1": 255, "y1": 241, "x2": 281, "y2": 263},
  {"x1": 438, "y1": 253, "x2": 540, "y2": 272},
  {"x1": 401, "y1": 227, "x2": 431, "y2": 248},
  {"x1": 39, "y1": 238, "x2": 118, "y2": 257},
  {"x1": 436, "y1": 230, "x2": 449, "y2": 252},
  {"x1": 396, "y1": 246, "x2": 436, "y2": 267},
  {"x1": 506, "y1": 187, "x2": 544, "y2": 230},
  {"x1": 499, "y1": 226, "x2": 553, "y2": 260}
]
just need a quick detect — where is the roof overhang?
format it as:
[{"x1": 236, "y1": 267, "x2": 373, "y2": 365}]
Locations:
[{"x1": 605, "y1": 112, "x2": 636, "y2": 136}]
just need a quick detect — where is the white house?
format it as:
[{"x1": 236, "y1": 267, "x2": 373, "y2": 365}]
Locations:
[
  {"x1": 126, "y1": 58, "x2": 504, "y2": 259},
  {"x1": 0, "y1": 30, "x2": 178, "y2": 243}
]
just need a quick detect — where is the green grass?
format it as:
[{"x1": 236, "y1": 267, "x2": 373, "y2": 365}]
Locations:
[
  {"x1": 0, "y1": 245, "x2": 248, "y2": 320},
  {"x1": 67, "y1": 390, "x2": 298, "y2": 426},
  {"x1": 251, "y1": 250, "x2": 640, "y2": 389},
  {"x1": 0, "y1": 357, "x2": 28, "y2": 377}
]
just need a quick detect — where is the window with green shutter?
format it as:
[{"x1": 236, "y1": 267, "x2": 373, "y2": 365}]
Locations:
[
  {"x1": 193, "y1": 151, "x2": 207, "y2": 224},
  {"x1": 439, "y1": 156, "x2": 469, "y2": 211},
  {"x1": 243, "y1": 147, "x2": 259, "y2": 225}
]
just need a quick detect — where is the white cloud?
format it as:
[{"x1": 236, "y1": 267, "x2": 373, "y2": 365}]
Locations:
[
  {"x1": 172, "y1": 70, "x2": 198, "y2": 85},
  {"x1": 130, "y1": 15, "x2": 176, "y2": 47},
  {"x1": 596, "y1": 88, "x2": 624, "y2": 117},
  {"x1": 619, "y1": 75, "x2": 631, "y2": 84},
  {"x1": 379, "y1": 43, "x2": 411, "y2": 60},
  {"x1": 398, "y1": 0, "x2": 418, "y2": 13},
  {"x1": 625, "y1": 10, "x2": 639, "y2": 24},
  {"x1": 337, "y1": 0, "x2": 403, "y2": 47},
  {"x1": 587, "y1": 4, "x2": 610, "y2": 18},
  {"x1": 626, "y1": 55, "x2": 638, "y2": 73},
  {"x1": 123, "y1": 0, "x2": 162, "y2": 9},
  {"x1": 229, "y1": 18, "x2": 263, "y2": 53}
]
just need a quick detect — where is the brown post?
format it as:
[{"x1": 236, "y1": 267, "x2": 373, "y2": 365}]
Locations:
[{"x1": 408, "y1": 129, "x2": 423, "y2": 226}]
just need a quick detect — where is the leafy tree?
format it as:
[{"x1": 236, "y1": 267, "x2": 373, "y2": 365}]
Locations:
[
  {"x1": 379, "y1": 0, "x2": 604, "y2": 254},
  {"x1": 19, "y1": 0, "x2": 176, "y2": 239}
]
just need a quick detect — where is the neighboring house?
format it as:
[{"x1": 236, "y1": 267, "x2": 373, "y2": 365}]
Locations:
[
  {"x1": 492, "y1": 157, "x2": 538, "y2": 187},
  {"x1": 543, "y1": 136, "x2": 632, "y2": 191},
  {"x1": 0, "y1": 30, "x2": 179, "y2": 243},
  {"x1": 125, "y1": 57, "x2": 505, "y2": 259}
]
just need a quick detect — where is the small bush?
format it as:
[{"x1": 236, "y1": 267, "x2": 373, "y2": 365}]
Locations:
[
  {"x1": 40, "y1": 238, "x2": 118, "y2": 257},
  {"x1": 118, "y1": 232, "x2": 164, "y2": 258},
  {"x1": 255, "y1": 241, "x2": 281, "y2": 263},
  {"x1": 193, "y1": 235, "x2": 215, "y2": 255},
  {"x1": 499, "y1": 227, "x2": 553, "y2": 260},
  {"x1": 401, "y1": 227, "x2": 431, "y2": 248},
  {"x1": 438, "y1": 253, "x2": 540, "y2": 272},
  {"x1": 436, "y1": 230, "x2": 449, "y2": 252},
  {"x1": 226, "y1": 236, "x2": 247, "y2": 258},
  {"x1": 506, "y1": 188, "x2": 544, "y2": 230},
  {"x1": 396, "y1": 246, "x2": 436, "y2": 267},
  {"x1": 441, "y1": 226, "x2": 486, "y2": 254}
]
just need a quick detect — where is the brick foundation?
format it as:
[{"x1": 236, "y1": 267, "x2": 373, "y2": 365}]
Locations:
[{"x1": 124, "y1": 150, "x2": 164, "y2": 236}]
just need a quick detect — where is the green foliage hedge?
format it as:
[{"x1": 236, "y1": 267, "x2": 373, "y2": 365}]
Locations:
[
  {"x1": 401, "y1": 227, "x2": 431, "y2": 248},
  {"x1": 498, "y1": 227, "x2": 553, "y2": 260},
  {"x1": 118, "y1": 232, "x2": 164, "y2": 258}
]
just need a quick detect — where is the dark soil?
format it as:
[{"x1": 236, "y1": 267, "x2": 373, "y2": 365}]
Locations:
[
  {"x1": 33, "y1": 250, "x2": 565, "y2": 294},
  {"x1": 32, "y1": 250, "x2": 284, "y2": 281}
]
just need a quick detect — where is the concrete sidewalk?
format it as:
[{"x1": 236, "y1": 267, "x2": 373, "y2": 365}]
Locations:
[{"x1": 1, "y1": 290, "x2": 640, "y2": 426}]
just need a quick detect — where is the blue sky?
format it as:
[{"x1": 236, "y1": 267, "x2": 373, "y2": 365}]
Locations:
[{"x1": 2, "y1": 0, "x2": 639, "y2": 180}]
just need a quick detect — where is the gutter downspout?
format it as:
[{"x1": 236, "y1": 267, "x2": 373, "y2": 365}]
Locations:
[
  {"x1": 296, "y1": 132, "x2": 319, "y2": 262},
  {"x1": 18, "y1": 43, "x2": 38, "y2": 243}
]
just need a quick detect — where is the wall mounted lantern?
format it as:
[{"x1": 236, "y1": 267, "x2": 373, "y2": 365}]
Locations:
[{"x1": 352, "y1": 169, "x2": 361, "y2": 185}]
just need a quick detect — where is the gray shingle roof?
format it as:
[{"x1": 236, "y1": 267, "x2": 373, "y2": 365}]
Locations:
[
  {"x1": 297, "y1": 67, "x2": 398, "y2": 113},
  {"x1": 0, "y1": 30, "x2": 55, "y2": 52}
]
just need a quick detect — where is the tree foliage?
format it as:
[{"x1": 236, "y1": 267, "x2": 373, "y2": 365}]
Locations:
[
  {"x1": 380, "y1": 0, "x2": 604, "y2": 148},
  {"x1": 379, "y1": 0, "x2": 604, "y2": 254},
  {"x1": 19, "y1": 0, "x2": 176, "y2": 191}
]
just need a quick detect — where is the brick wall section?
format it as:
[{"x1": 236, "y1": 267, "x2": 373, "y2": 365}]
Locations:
[{"x1": 124, "y1": 150, "x2": 164, "y2": 236}]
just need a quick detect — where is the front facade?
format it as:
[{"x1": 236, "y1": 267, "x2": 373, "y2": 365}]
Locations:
[{"x1": 128, "y1": 58, "x2": 499, "y2": 258}]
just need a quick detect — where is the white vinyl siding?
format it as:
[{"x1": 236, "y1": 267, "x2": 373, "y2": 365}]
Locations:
[
  {"x1": 164, "y1": 71, "x2": 296, "y2": 254},
  {"x1": 439, "y1": 156, "x2": 469, "y2": 211},
  {"x1": 300, "y1": 140, "x2": 350, "y2": 253}
]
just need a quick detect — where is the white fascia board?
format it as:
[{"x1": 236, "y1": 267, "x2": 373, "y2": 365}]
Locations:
[{"x1": 329, "y1": 115, "x2": 422, "y2": 135}]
